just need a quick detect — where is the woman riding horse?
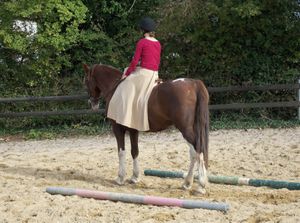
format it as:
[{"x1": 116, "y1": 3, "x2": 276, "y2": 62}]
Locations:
[
  {"x1": 107, "y1": 17, "x2": 161, "y2": 131},
  {"x1": 83, "y1": 17, "x2": 209, "y2": 195}
]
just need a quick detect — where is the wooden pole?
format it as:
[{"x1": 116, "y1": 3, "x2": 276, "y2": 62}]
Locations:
[
  {"x1": 144, "y1": 169, "x2": 300, "y2": 190},
  {"x1": 46, "y1": 187, "x2": 230, "y2": 212}
]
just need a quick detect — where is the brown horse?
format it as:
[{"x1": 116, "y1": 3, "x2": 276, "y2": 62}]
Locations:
[{"x1": 83, "y1": 63, "x2": 210, "y2": 194}]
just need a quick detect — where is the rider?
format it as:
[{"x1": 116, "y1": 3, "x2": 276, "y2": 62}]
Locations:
[
  {"x1": 121, "y1": 17, "x2": 161, "y2": 79},
  {"x1": 107, "y1": 17, "x2": 162, "y2": 131}
]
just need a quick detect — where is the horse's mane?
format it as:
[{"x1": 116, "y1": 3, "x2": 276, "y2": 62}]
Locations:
[{"x1": 97, "y1": 64, "x2": 122, "y2": 76}]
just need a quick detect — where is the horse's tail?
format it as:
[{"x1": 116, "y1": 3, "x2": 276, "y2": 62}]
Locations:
[{"x1": 195, "y1": 80, "x2": 209, "y2": 169}]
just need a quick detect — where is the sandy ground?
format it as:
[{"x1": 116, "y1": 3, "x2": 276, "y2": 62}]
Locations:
[{"x1": 0, "y1": 127, "x2": 299, "y2": 223}]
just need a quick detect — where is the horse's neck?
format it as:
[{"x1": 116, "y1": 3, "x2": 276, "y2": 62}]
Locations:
[
  {"x1": 96, "y1": 66, "x2": 121, "y2": 103},
  {"x1": 101, "y1": 71, "x2": 121, "y2": 116}
]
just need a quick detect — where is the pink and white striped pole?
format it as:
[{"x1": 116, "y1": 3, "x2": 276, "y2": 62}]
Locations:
[{"x1": 46, "y1": 187, "x2": 229, "y2": 212}]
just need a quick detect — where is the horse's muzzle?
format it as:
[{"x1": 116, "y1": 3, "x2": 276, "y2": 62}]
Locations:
[
  {"x1": 88, "y1": 98, "x2": 100, "y2": 111},
  {"x1": 91, "y1": 105, "x2": 100, "y2": 111}
]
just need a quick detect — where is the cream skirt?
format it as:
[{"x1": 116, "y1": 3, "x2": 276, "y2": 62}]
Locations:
[{"x1": 107, "y1": 67, "x2": 158, "y2": 131}]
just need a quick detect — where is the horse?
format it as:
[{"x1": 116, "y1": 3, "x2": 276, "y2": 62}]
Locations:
[{"x1": 83, "y1": 63, "x2": 210, "y2": 194}]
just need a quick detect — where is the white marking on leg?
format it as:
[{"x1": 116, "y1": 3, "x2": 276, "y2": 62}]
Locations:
[
  {"x1": 183, "y1": 142, "x2": 196, "y2": 190},
  {"x1": 116, "y1": 149, "x2": 126, "y2": 185},
  {"x1": 196, "y1": 152, "x2": 208, "y2": 194},
  {"x1": 130, "y1": 158, "x2": 140, "y2": 184}
]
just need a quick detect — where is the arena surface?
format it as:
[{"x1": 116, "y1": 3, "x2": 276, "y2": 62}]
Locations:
[{"x1": 0, "y1": 127, "x2": 299, "y2": 222}]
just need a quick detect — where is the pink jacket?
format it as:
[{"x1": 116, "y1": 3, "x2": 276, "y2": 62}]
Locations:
[{"x1": 125, "y1": 38, "x2": 161, "y2": 76}]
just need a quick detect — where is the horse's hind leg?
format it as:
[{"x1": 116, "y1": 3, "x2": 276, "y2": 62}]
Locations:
[
  {"x1": 112, "y1": 123, "x2": 126, "y2": 185},
  {"x1": 183, "y1": 143, "x2": 208, "y2": 194},
  {"x1": 181, "y1": 128, "x2": 207, "y2": 194},
  {"x1": 195, "y1": 152, "x2": 208, "y2": 194},
  {"x1": 182, "y1": 142, "x2": 197, "y2": 190},
  {"x1": 129, "y1": 129, "x2": 139, "y2": 184},
  {"x1": 180, "y1": 126, "x2": 197, "y2": 190}
]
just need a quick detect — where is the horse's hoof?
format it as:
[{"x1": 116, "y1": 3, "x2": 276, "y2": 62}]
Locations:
[
  {"x1": 129, "y1": 176, "x2": 140, "y2": 184},
  {"x1": 182, "y1": 183, "x2": 192, "y2": 190},
  {"x1": 199, "y1": 177, "x2": 208, "y2": 188},
  {"x1": 115, "y1": 177, "x2": 125, "y2": 185},
  {"x1": 194, "y1": 187, "x2": 206, "y2": 195}
]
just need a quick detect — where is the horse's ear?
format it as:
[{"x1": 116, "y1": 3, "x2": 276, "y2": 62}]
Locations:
[{"x1": 82, "y1": 63, "x2": 90, "y2": 76}]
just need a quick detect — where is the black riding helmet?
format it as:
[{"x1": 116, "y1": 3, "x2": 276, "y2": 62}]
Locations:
[{"x1": 139, "y1": 17, "x2": 156, "y2": 32}]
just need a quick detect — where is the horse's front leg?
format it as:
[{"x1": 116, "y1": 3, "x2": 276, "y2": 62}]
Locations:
[
  {"x1": 129, "y1": 129, "x2": 139, "y2": 184},
  {"x1": 112, "y1": 123, "x2": 126, "y2": 185}
]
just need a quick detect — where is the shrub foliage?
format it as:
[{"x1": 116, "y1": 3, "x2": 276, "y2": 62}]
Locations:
[{"x1": 0, "y1": 0, "x2": 299, "y2": 121}]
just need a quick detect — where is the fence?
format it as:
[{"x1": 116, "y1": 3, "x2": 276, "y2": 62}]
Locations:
[{"x1": 0, "y1": 82, "x2": 300, "y2": 119}]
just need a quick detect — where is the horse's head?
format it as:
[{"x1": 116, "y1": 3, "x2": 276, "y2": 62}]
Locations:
[{"x1": 83, "y1": 63, "x2": 100, "y2": 111}]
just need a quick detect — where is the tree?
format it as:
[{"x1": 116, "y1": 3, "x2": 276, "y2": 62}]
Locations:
[
  {"x1": 159, "y1": 0, "x2": 300, "y2": 86},
  {"x1": 0, "y1": 0, "x2": 88, "y2": 95},
  {"x1": 0, "y1": 0, "x2": 162, "y2": 95}
]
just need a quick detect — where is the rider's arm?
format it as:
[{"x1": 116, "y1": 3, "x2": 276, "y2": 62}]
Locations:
[{"x1": 124, "y1": 39, "x2": 144, "y2": 77}]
